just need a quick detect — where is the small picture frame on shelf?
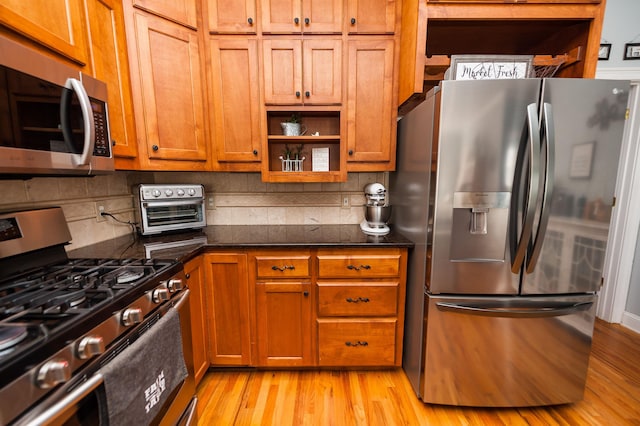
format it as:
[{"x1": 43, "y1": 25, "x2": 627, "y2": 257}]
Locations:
[
  {"x1": 312, "y1": 148, "x2": 330, "y2": 172},
  {"x1": 448, "y1": 55, "x2": 533, "y2": 80},
  {"x1": 623, "y1": 43, "x2": 640, "y2": 60},
  {"x1": 598, "y1": 43, "x2": 611, "y2": 60}
]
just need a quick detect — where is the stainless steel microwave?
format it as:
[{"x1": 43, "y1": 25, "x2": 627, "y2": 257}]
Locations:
[{"x1": 0, "y1": 36, "x2": 114, "y2": 176}]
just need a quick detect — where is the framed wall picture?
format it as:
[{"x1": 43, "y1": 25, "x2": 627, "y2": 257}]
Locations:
[
  {"x1": 623, "y1": 43, "x2": 640, "y2": 60},
  {"x1": 598, "y1": 43, "x2": 611, "y2": 60}
]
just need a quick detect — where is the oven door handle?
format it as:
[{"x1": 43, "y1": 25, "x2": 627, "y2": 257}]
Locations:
[
  {"x1": 22, "y1": 373, "x2": 104, "y2": 426},
  {"x1": 143, "y1": 200, "x2": 204, "y2": 208},
  {"x1": 172, "y1": 288, "x2": 190, "y2": 311}
]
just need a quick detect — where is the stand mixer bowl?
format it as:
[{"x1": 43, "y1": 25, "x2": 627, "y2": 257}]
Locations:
[{"x1": 364, "y1": 205, "x2": 392, "y2": 228}]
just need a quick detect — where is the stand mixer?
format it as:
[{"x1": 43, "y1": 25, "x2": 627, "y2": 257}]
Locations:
[{"x1": 360, "y1": 183, "x2": 392, "y2": 235}]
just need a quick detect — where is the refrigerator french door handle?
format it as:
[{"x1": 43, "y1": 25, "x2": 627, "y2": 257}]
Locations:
[
  {"x1": 527, "y1": 102, "x2": 555, "y2": 273},
  {"x1": 510, "y1": 103, "x2": 541, "y2": 273},
  {"x1": 435, "y1": 301, "x2": 593, "y2": 318}
]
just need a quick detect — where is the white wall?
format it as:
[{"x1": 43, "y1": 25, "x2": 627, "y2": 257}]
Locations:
[{"x1": 596, "y1": 0, "x2": 640, "y2": 331}]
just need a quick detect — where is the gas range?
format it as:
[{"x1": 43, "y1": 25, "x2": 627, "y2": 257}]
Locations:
[
  {"x1": 0, "y1": 257, "x2": 180, "y2": 387},
  {"x1": 0, "y1": 208, "x2": 192, "y2": 425}
]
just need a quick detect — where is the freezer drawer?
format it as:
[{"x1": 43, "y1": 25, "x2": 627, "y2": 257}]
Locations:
[{"x1": 422, "y1": 294, "x2": 596, "y2": 407}]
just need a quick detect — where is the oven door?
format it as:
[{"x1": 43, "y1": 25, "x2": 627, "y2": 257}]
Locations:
[
  {"x1": 15, "y1": 290, "x2": 197, "y2": 426},
  {"x1": 140, "y1": 200, "x2": 206, "y2": 235}
]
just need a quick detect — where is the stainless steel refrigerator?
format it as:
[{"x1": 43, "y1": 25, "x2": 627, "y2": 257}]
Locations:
[{"x1": 390, "y1": 78, "x2": 629, "y2": 407}]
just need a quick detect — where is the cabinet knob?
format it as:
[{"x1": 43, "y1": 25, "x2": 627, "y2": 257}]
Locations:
[
  {"x1": 304, "y1": 17, "x2": 310, "y2": 25},
  {"x1": 247, "y1": 17, "x2": 253, "y2": 25},
  {"x1": 152, "y1": 144, "x2": 159, "y2": 151},
  {"x1": 185, "y1": 273, "x2": 191, "y2": 279},
  {"x1": 303, "y1": 291, "x2": 309, "y2": 297},
  {"x1": 111, "y1": 140, "x2": 116, "y2": 146},
  {"x1": 294, "y1": 17, "x2": 300, "y2": 25},
  {"x1": 351, "y1": 18, "x2": 356, "y2": 25},
  {"x1": 305, "y1": 91, "x2": 310, "y2": 98},
  {"x1": 348, "y1": 149, "x2": 353, "y2": 156},
  {"x1": 253, "y1": 149, "x2": 258, "y2": 155},
  {"x1": 295, "y1": 91, "x2": 301, "y2": 98}
]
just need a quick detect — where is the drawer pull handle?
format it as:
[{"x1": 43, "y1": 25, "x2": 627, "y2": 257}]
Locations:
[
  {"x1": 271, "y1": 265, "x2": 295, "y2": 271},
  {"x1": 346, "y1": 264, "x2": 371, "y2": 271},
  {"x1": 346, "y1": 297, "x2": 370, "y2": 303},
  {"x1": 345, "y1": 341, "x2": 369, "y2": 347}
]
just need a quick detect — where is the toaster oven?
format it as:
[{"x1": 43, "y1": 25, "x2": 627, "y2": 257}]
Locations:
[{"x1": 134, "y1": 184, "x2": 207, "y2": 235}]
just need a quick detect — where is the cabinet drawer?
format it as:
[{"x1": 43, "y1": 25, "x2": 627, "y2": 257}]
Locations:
[
  {"x1": 317, "y1": 252, "x2": 400, "y2": 278},
  {"x1": 255, "y1": 254, "x2": 311, "y2": 278},
  {"x1": 317, "y1": 282, "x2": 398, "y2": 317},
  {"x1": 318, "y1": 320, "x2": 396, "y2": 366}
]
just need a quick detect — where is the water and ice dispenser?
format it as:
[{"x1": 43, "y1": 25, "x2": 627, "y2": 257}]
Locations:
[{"x1": 450, "y1": 192, "x2": 511, "y2": 262}]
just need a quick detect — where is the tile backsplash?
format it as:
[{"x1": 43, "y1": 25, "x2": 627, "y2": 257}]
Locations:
[{"x1": 0, "y1": 171, "x2": 386, "y2": 250}]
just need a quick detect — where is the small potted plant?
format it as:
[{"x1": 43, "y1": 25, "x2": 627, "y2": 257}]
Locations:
[{"x1": 280, "y1": 113, "x2": 307, "y2": 136}]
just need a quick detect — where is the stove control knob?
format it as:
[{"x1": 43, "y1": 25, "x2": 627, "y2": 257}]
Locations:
[
  {"x1": 153, "y1": 287, "x2": 170, "y2": 303},
  {"x1": 36, "y1": 359, "x2": 71, "y2": 389},
  {"x1": 152, "y1": 189, "x2": 161, "y2": 197},
  {"x1": 122, "y1": 307, "x2": 143, "y2": 326},
  {"x1": 177, "y1": 189, "x2": 185, "y2": 196},
  {"x1": 77, "y1": 335, "x2": 105, "y2": 360},
  {"x1": 165, "y1": 189, "x2": 173, "y2": 197},
  {"x1": 166, "y1": 278, "x2": 184, "y2": 293},
  {"x1": 188, "y1": 188, "x2": 196, "y2": 196}
]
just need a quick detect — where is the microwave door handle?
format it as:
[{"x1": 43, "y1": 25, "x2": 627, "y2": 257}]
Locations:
[
  {"x1": 63, "y1": 78, "x2": 95, "y2": 167},
  {"x1": 527, "y1": 103, "x2": 555, "y2": 273},
  {"x1": 510, "y1": 103, "x2": 541, "y2": 273}
]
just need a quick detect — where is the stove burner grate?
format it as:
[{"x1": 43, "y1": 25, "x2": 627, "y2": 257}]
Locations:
[{"x1": 0, "y1": 325, "x2": 28, "y2": 352}]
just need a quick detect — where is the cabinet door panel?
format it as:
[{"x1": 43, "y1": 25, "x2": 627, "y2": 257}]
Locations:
[
  {"x1": 261, "y1": 0, "x2": 302, "y2": 33},
  {"x1": 347, "y1": 39, "x2": 394, "y2": 164},
  {"x1": 133, "y1": 0, "x2": 198, "y2": 28},
  {"x1": 208, "y1": 0, "x2": 257, "y2": 33},
  {"x1": 303, "y1": 38, "x2": 342, "y2": 104},
  {"x1": 263, "y1": 39, "x2": 303, "y2": 104},
  {"x1": 210, "y1": 38, "x2": 261, "y2": 164},
  {"x1": 347, "y1": 0, "x2": 396, "y2": 34},
  {"x1": 204, "y1": 253, "x2": 252, "y2": 365},
  {"x1": 86, "y1": 0, "x2": 138, "y2": 159},
  {"x1": 0, "y1": 0, "x2": 89, "y2": 64},
  {"x1": 184, "y1": 257, "x2": 208, "y2": 384},
  {"x1": 303, "y1": 0, "x2": 343, "y2": 33},
  {"x1": 132, "y1": 11, "x2": 207, "y2": 161},
  {"x1": 256, "y1": 281, "x2": 313, "y2": 366}
]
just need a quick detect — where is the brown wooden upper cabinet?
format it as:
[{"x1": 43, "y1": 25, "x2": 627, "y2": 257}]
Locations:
[
  {"x1": 263, "y1": 38, "x2": 342, "y2": 105},
  {"x1": 261, "y1": 0, "x2": 343, "y2": 33},
  {"x1": 124, "y1": 8, "x2": 209, "y2": 167},
  {"x1": 132, "y1": 0, "x2": 198, "y2": 29},
  {"x1": 85, "y1": 0, "x2": 139, "y2": 162},
  {"x1": 346, "y1": 38, "x2": 396, "y2": 171},
  {"x1": 347, "y1": 0, "x2": 396, "y2": 34},
  {"x1": 398, "y1": 0, "x2": 607, "y2": 110},
  {"x1": 0, "y1": 0, "x2": 89, "y2": 65},
  {"x1": 209, "y1": 38, "x2": 262, "y2": 170},
  {"x1": 207, "y1": 0, "x2": 257, "y2": 33}
]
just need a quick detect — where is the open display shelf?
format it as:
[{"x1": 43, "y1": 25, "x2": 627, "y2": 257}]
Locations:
[{"x1": 262, "y1": 109, "x2": 346, "y2": 182}]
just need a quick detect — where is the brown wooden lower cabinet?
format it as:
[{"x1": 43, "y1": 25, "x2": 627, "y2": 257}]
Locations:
[
  {"x1": 318, "y1": 319, "x2": 398, "y2": 366},
  {"x1": 184, "y1": 256, "x2": 208, "y2": 385},
  {"x1": 197, "y1": 247, "x2": 407, "y2": 369},
  {"x1": 203, "y1": 252, "x2": 252, "y2": 366}
]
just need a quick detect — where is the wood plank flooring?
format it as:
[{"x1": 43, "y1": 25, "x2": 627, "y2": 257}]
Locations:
[{"x1": 196, "y1": 319, "x2": 640, "y2": 425}]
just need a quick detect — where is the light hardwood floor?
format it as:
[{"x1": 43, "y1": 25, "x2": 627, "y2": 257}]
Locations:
[{"x1": 196, "y1": 319, "x2": 640, "y2": 425}]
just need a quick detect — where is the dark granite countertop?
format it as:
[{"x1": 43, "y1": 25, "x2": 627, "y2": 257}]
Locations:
[{"x1": 68, "y1": 225, "x2": 413, "y2": 262}]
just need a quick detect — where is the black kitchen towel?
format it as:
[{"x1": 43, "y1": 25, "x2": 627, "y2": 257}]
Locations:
[{"x1": 100, "y1": 308, "x2": 187, "y2": 425}]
